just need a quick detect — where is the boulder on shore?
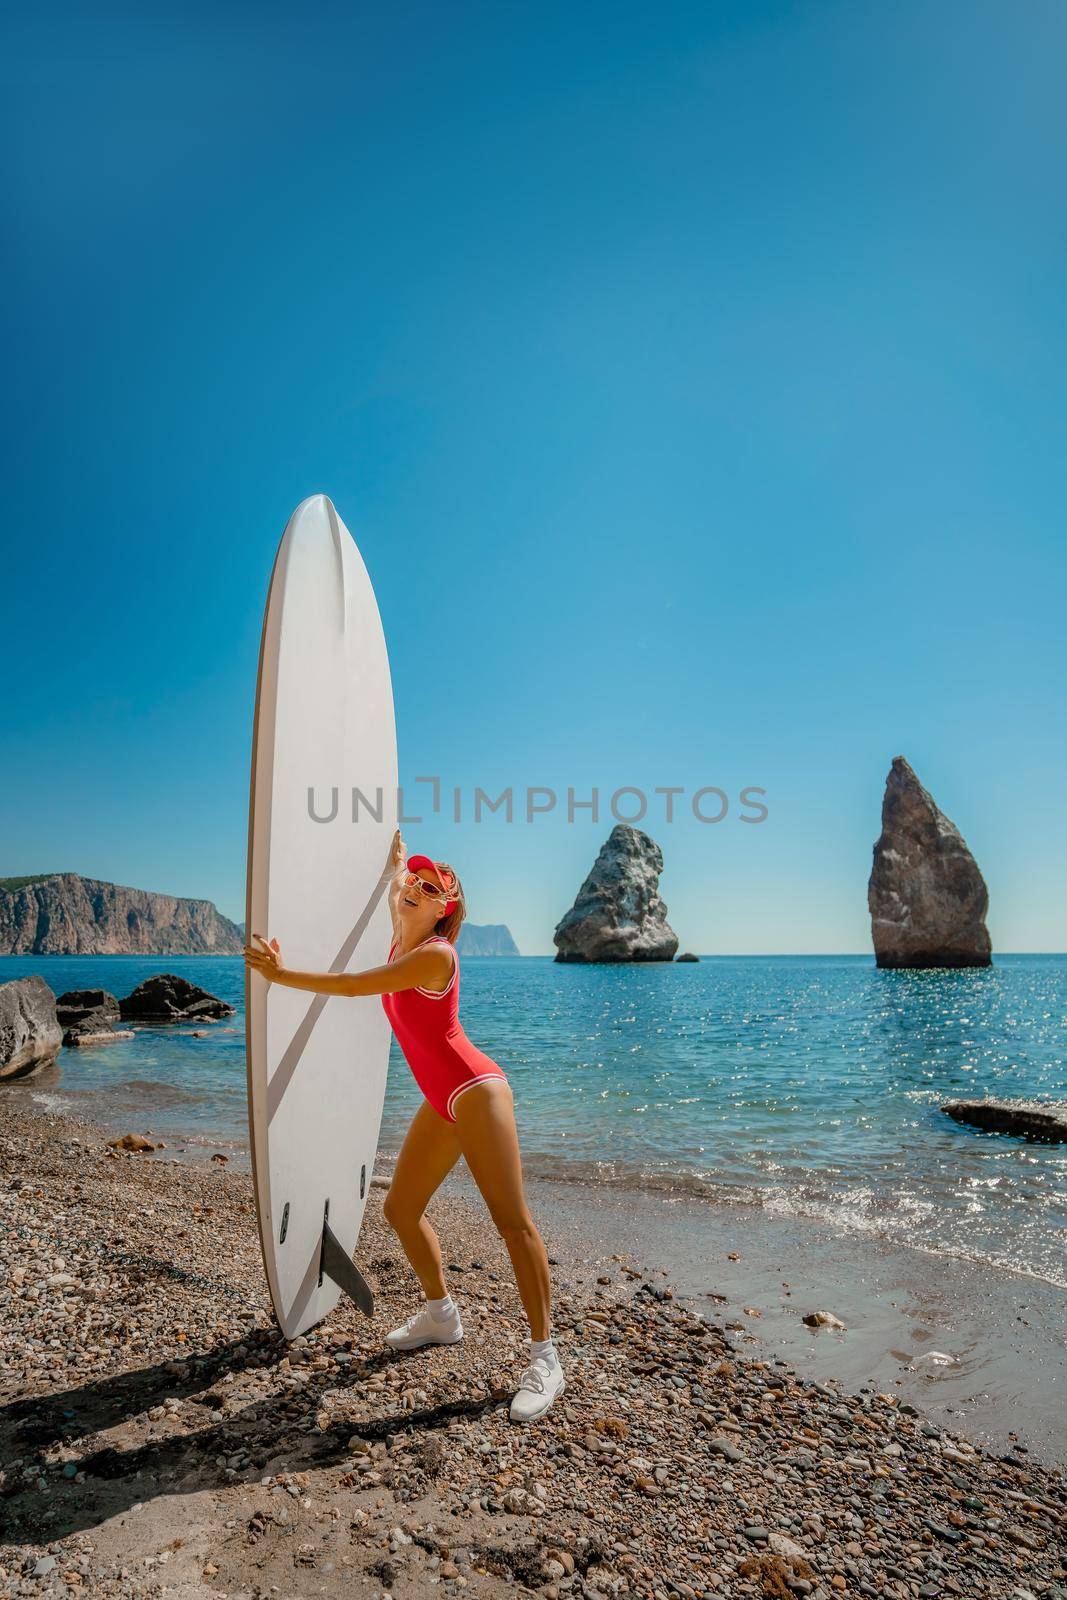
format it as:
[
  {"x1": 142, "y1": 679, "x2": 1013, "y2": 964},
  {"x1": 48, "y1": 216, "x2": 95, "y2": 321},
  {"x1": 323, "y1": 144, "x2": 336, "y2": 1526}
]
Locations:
[
  {"x1": 119, "y1": 973, "x2": 234, "y2": 1022},
  {"x1": 56, "y1": 988, "x2": 121, "y2": 1044},
  {"x1": 868, "y1": 756, "x2": 991, "y2": 969},
  {"x1": 554, "y1": 824, "x2": 679, "y2": 963},
  {"x1": 942, "y1": 1099, "x2": 1067, "y2": 1144},
  {"x1": 0, "y1": 976, "x2": 63, "y2": 1081}
]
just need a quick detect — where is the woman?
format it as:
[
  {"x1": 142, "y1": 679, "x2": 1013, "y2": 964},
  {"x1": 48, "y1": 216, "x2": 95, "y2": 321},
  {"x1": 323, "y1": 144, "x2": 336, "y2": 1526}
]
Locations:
[{"x1": 243, "y1": 828, "x2": 565, "y2": 1422}]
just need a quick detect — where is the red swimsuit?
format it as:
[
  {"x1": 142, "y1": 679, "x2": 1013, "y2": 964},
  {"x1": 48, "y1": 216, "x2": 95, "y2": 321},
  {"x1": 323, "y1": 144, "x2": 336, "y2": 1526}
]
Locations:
[{"x1": 381, "y1": 934, "x2": 508, "y2": 1122}]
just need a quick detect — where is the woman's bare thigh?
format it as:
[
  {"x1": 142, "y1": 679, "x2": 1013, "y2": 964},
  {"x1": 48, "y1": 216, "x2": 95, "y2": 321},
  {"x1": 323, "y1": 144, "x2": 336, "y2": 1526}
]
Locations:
[
  {"x1": 385, "y1": 1097, "x2": 463, "y2": 1222},
  {"x1": 451, "y1": 1079, "x2": 532, "y2": 1232}
]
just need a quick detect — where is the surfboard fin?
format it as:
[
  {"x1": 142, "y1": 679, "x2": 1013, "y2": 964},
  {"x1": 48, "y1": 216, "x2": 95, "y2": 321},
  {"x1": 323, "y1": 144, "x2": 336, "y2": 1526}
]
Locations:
[{"x1": 319, "y1": 1220, "x2": 374, "y2": 1317}]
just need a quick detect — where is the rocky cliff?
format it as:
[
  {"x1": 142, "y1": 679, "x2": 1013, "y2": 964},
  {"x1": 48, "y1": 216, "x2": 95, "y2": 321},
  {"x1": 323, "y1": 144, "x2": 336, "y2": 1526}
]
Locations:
[
  {"x1": 868, "y1": 757, "x2": 992, "y2": 969},
  {"x1": 554, "y1": 825, "x2": 679, "y2": 963},
  {"x1": 456, "y1": 923, "x2": 520, "y2": 956},
  {"x1": 0, "y1": 873, "x2": 243, "y2": 956}
]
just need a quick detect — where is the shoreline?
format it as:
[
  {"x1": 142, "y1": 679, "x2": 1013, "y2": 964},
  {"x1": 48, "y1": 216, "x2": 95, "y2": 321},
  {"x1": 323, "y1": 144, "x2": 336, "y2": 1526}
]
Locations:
[
  {"x1": 518, "y1": 1173, "x2": 1067, "y2": 1467},
  {"x1": 1, "y1": 1101, "x2": 1065, "y2": 1600},
  {"x1": 8, "y1": 1082, "x2": 1066, "y2": 1467},
  {"x1": 13, "y1": 1072, "x2": 1067, "y2": 1282}
]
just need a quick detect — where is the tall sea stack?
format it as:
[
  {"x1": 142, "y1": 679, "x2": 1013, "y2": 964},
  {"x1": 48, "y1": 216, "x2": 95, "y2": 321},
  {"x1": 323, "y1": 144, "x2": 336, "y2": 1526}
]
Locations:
[
  {"x1": 554, "y1": 824, "x2": 679, "y2": 963},
  {"x1": 868, "y1": 756, "x2": 991, "y2": 969}
]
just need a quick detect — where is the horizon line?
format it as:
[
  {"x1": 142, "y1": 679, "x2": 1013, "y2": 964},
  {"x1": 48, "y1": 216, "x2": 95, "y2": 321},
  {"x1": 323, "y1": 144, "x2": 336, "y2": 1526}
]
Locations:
[{"x1": 1, "y1": 950, "x2": 1063, "y2": 960}]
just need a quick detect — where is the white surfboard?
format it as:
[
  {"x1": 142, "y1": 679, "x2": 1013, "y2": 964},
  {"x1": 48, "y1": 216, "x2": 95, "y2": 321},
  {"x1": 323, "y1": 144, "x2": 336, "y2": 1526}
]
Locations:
[{"x1": 245, "y1": 494, "x2": 397, "y2": 1340}]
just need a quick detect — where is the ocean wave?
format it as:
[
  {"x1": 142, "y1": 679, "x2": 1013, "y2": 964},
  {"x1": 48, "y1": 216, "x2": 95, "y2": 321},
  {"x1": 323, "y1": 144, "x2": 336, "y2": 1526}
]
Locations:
[
  {"x1": 110, "y1": 1080, "x2": 208, "y2": 1108},
  {"x1": 31, "y1": 1091, "x2": 74, "y2": 1113},
  {"x1": 515, "y1": 1152, "x2": 1067, "y2": 1291}
]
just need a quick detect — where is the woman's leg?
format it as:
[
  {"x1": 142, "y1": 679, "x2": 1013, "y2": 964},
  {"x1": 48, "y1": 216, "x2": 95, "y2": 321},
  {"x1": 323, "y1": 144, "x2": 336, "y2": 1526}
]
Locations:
[
  {"x1": 382, "y1": 1098, "x2": 463, "y2": 1299},
  {"x1": 451, "y1": 1080, "x2": 551, "y2": 1342}
]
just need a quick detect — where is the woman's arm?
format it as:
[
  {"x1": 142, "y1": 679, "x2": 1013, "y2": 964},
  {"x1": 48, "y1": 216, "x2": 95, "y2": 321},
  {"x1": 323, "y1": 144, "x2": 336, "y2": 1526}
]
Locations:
[
  {"x1": 386, "y1": 827, "x2": 405, "y2": 942},
  {"x1": 244, "y1": 933, "x2": 453, "y2": 998}
]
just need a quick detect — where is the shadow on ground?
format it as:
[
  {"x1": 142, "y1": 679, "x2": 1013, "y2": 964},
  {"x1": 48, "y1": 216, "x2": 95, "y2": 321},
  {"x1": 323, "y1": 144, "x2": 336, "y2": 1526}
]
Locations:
[{"x1": 1, "y1": 1327, "x2": 507, "y2": 1544}]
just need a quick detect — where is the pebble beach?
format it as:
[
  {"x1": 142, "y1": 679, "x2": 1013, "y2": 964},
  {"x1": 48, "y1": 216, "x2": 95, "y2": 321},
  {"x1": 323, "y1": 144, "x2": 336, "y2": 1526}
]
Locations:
[{"x1": 1, "y1": 1103, "x2": 1065, "y2": 1600}]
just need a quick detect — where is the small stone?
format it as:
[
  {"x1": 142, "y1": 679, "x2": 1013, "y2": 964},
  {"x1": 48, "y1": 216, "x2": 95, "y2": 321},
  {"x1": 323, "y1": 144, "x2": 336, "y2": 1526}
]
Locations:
[
  {"x1": 802, "y1": 1310, "x2": 846, "y2": 1331},
  {"x1": 106, "y1": 1132, "x2": 156, "y2": 1153},
  {"x1": 768, "y1": 1533, "x2": 806, "y2": 1560}
]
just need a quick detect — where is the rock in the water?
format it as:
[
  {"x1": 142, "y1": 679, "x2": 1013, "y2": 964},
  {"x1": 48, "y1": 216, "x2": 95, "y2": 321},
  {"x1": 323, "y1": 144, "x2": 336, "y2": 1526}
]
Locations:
[
  {"x1": 676, "y1": 951, "x2": 699, "y2": 962},
  {"x1": 67, "y1": 1030, "x2": 135, "y2": 1048},
  {"x1": 553, "y1": 825, "x2": 679, "y2": 963},
  {"x1": 868, "y1": 756, "x2": 991, "y2": 969},
  {"x1": 0, "y1": 976, "x2": 63, "y2": 1080},
  {"x1": 119, "y1": 973, "x2": 234, "y2": 1022},
  {"x1": 56, "y1": 988, "x2": 121, "y2": 1043},
  {"x1": 943, "y1": 1099, "x2": 1067, "y2": 1144},
  {"x1": 802, "y1": 1309, "x2": 846, "y2": 1330}
]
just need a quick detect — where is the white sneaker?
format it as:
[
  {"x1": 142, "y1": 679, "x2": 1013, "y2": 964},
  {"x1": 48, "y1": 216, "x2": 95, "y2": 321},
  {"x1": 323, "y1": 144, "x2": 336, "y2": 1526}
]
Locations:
[
  {"x1": 509, "y1": 1353, "x2": 566, "y2": 1422},
  {"x1": 384, "y1": 1301, "x2": 464, "y2": 1352}
]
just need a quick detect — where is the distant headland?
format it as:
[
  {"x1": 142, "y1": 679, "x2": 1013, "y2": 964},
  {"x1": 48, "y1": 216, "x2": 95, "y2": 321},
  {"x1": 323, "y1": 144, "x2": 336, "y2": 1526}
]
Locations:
[
  {"x1": 456, "y1": 923, "x2": 520, "y2": 956},
  {"x1": 0, "y1": 873, "x2": 520, "y2": 960},
  {"x1": 0, "y1": 873, "x2": 243, "y2": 956}
]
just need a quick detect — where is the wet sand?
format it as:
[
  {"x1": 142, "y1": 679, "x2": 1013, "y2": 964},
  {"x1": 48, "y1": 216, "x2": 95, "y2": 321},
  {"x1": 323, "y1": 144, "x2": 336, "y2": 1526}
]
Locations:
[
  {"x1": 1, "y1": 1102, "x2": 1065, "y2": 1600},
  {"x1": 514, "y1": 1176, "x2": 1067, "y2": 1468}
]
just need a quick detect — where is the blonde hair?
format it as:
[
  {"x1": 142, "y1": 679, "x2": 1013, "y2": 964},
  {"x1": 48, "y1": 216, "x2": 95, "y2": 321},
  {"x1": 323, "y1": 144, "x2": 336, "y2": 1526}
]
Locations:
[{"x1": 432, "y1": 862, "x2": 466, "y2": 944}]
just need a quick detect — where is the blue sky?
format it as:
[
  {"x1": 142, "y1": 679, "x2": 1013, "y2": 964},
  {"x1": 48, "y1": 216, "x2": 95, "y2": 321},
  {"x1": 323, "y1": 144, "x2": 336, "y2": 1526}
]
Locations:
[{"x1": 3, "y1": 0, "x2": 1065, "y2": 955}]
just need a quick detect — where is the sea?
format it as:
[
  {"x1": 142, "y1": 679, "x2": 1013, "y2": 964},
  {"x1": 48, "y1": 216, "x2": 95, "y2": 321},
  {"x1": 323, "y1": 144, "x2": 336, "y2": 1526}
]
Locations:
[{"x1": 2, "y1": 952, "x2": 1064, "y2": 1292}]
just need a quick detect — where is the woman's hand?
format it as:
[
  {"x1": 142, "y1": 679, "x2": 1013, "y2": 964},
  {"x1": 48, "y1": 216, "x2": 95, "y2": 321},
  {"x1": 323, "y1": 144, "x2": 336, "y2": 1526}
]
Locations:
[
  {"x1": 387, "y1": 828, "x2": 407, "y2": 895},
  {"x1": 244, "y1": 933, "x2": 284, "y2": 983}
]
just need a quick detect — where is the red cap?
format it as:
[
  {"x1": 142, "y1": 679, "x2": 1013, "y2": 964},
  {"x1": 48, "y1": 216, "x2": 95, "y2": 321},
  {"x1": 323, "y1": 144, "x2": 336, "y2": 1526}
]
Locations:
[{"x1": 407, "y1": 854, "x2": 459, "y2": 915}]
